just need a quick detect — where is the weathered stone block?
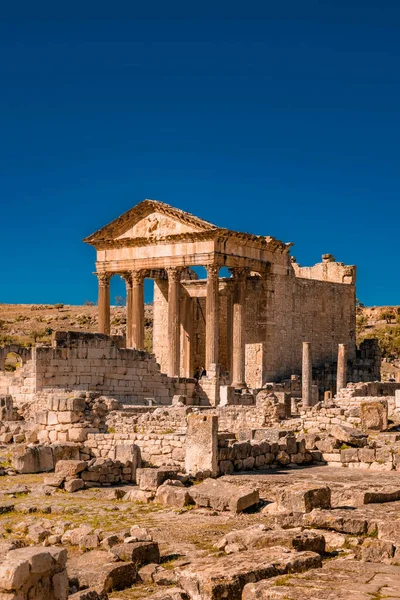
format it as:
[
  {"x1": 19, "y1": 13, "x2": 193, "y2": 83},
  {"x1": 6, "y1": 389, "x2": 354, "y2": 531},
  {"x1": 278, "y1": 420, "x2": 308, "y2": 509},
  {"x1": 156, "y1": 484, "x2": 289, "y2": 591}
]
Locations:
[
  {"x1": 329, "y1": 424, "x2": 367, "y2": 447},
  {"x1": 12, "y1": 445, "x2": 54, "y2": 474},
  {"x1": 360, "y1": 400, "x2": 388, "y2": 431},
  {"x1": 188, "y1": 478, "x2": 259, "y2": 513},
  {"x1": 136, "y1": 467, "x2": 179, "y2": 491},
  {"x1": 155, "y1": 483, "x2": 193, "y2": 508},
  {"x1": 177, "y1": 548, "x2": 321, "y2": 600},
  {"x1": 55, "y1": 460, "x2": 87, "y2": 479},
  {"x1": 185, "y1": 414, "x2": 218, "y2": 478},
  {"x1": 276, "y1": 484, "x2": 331, "y2": 513},
  {"x1": 111, "y1": 541, "x2": 160, "y2": 565}
]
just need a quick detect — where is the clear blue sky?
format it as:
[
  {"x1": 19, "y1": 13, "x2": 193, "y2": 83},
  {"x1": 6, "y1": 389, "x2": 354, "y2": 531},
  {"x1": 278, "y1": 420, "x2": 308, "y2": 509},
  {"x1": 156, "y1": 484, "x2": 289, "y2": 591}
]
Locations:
[{"x1": 1, "y1": 1, "x2": 399, "y2": 306}]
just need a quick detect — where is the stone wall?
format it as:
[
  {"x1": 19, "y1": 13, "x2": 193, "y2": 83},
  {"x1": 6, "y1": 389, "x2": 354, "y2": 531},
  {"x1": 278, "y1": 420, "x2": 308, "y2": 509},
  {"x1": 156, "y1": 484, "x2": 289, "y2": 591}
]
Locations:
[
  {"x1": 0, "y1": 331, "x2": 196, "y2": 408},
  {"x1": 85, "y1": 431, "x2": 185, "y2": 468},
  {"x1": 153, "y1": 257, "x2": 358, "y2": 390},
  {"x1": 0, "y1": 344, "x2": 32, "y2": 370},
  {"x1": 106, "y1": 406, "x2": 189, "y2": 435},
  {"x1": 217, "y1": 432, "x2": 318, "y2": 475}
]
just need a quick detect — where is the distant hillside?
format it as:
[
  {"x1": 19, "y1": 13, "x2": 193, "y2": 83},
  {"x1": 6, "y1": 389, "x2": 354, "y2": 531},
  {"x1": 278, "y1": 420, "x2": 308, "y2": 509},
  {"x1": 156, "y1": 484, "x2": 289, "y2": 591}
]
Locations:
[{"x1": 0, "y1": 303, "x2": 154, "y2": 353}]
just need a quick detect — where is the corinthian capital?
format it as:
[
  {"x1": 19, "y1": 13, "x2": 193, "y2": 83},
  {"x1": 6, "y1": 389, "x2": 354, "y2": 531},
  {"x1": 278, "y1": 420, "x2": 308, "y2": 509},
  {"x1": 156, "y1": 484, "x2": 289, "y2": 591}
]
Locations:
[
  {"x1": 206, "y1": 264, "x2": 220, "y2": 279},
  {"x1": 96, "y1": 272, "x2": 111, "y2": 285},
  {"x1": 165, "y1": 267, "x2": 182, "y2": 283},
  {"x1": 131, "y1": 270, "x2": 144, "y2": 285},
  {"x1": 120, "y1": 272, "x2": 132, "y2": 288}
]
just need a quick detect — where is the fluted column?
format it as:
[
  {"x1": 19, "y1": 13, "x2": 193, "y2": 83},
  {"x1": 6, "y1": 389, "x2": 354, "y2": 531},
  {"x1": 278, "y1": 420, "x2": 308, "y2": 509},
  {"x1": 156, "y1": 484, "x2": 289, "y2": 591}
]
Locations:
[
  {"x1": 302, "y1": 341, "x2": 313, "y2": 407},
  {"x1": 205, "y1": 264, "x2": 220, "y2": 370},
  {"x1": 121, "y1": 273, "x2": 133, "y2": 347},
  {"x1": 337, "y1": 343, "x2": 348, "y2": 392},
  {"x1": 166, "y1": 267, "x2": 182, "y2": 377},
  {"x1": 131, "y1": 271, "x2": 144, "y2": 350},
  {"x1": 97, "y1": 273, "x2": 111, "y2": 335},
  {"x1": 230, "y1": 268, "x2": 249, "y2": 388}
]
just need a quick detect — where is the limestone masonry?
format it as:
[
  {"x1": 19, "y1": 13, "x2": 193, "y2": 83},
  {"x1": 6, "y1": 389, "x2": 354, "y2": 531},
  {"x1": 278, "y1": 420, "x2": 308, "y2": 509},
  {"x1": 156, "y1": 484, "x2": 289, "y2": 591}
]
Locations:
[{"x1": 0, "y1": 198, "x2": 399, "y2": 600}]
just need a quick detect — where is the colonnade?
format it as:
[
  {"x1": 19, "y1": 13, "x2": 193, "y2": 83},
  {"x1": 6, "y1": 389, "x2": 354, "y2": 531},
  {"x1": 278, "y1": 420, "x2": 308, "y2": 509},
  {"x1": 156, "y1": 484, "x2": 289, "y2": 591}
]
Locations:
[
  {"x1": 96, "y1": 265, "x2": 250, "y2": 385},
  {"x1": 302, "y1": 341, "x2": 348, "y2": 406}
]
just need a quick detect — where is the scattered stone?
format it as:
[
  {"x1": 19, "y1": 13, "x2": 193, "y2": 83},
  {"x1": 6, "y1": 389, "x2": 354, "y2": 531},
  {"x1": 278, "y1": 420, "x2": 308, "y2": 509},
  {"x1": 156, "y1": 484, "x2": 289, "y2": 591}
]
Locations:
[
  {"x1": 111, "y1": 540, "x2": 160, "y2": 564},
  {"x1": 360, "y1": 400, "x2": 389, "y2": 431},
  {"x1": 276, "y1": 484, "x2": 331, "y2": 513},
  {"x1": 216, "y1": 525, "x2": 325, "y2": 555},
  {"x1": 155, "y1": 483, "x2": 193, "y2": 508},
  {"x1": 136, "y1": 467, "x2": 180, "y2": 492},
  {"x1": 188, "y1": 478, "x2": 259, "y2": 513},
  {"x1": 329, "y1": 424, "x2": 368, "y2": 448},
  {"x1": 177, "y1": 548, "x2": 322, "y2": 600},
  {"x1": 55, "y1": 459, "x2": 87, "y2": 479},
  {"x1": 68, "y1": 550, "x2": 137, "y2": 594}
]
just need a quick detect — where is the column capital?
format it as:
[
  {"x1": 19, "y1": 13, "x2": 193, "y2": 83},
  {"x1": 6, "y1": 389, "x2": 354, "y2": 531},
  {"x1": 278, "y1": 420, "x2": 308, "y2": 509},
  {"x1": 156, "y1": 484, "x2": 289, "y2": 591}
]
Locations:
[
  {"x1": 229, "y1": 267, "x2": 251, "y2": 281},
  {"x1": 165, "y1": 266, "x2": 182, "y2": 283},
  {"x1": 96, "y1": 272, "x2": 111, "y2": 285},
  {"x1": 120, "y1": 272, "x2": 132, "y2": 287},
  {"x1": 206, "y1": 264, "x2": 220, "y2": 279},
  {"x1": 131, "y1": 270, "x2": 145, "y2": 285}
]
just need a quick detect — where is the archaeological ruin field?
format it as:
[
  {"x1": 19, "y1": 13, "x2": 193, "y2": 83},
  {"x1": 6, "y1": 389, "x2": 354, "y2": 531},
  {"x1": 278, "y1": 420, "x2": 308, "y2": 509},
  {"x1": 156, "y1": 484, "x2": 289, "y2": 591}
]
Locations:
[{"x1": 0, "y1": 200, "x2": 400, "y2": 600}]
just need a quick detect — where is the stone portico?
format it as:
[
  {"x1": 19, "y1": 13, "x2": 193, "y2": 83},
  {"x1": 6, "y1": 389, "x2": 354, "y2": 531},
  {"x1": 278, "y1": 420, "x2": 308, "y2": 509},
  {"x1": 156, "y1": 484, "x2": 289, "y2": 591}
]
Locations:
[{"x1": 84, "y1": 199, "x2": 360, "y2": 401}]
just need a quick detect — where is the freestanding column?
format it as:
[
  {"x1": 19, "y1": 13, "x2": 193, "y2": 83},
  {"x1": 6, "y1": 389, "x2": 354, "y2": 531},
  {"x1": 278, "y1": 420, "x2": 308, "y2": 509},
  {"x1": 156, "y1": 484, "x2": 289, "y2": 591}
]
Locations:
[
  {"x1": 302, "y1": 341, "x2": 313, "y2": 407},
  {"x1": 166, "y1": 267, "x2": 181, "y2": 377},
  {"x1": 121, "y1": 273, "x2": 133, "y2": 347},
  {"x1": 205, "y1": 264, "x2": 220, "y2": 370},
  {"x1": 337, "y1": 343, "x2": 348, "y2": 392},
  {"x1": 97, "y1": 273, "x2": 111, "y2": 335},
  {"x1": 131, "y1": 271, "x2": 144, "y2": 350},
  {"x1": 231, "y1": 268, "x2": 249, "y2": 388}
]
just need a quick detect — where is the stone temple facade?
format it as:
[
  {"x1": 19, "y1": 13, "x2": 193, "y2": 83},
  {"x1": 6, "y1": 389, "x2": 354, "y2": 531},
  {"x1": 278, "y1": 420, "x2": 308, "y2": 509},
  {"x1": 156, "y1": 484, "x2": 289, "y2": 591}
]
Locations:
[{"x1": 84, "y1": 199, "x2": 379, "y2": 404}]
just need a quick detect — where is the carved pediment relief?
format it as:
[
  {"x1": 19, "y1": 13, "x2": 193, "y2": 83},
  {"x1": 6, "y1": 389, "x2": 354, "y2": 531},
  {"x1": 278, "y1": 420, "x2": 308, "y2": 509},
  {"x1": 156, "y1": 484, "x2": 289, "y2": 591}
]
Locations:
[
  {"x1": 116, "y1": 211, "x2": 206, "y2": 240},
  {"x1": 84, "y1": 199, "x2": 218, "y2": 245}
]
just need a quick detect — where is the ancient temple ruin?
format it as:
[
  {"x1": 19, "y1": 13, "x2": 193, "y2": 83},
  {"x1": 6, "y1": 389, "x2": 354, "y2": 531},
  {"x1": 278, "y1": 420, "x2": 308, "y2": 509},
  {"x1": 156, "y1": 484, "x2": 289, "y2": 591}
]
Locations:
[{"x1": 84, "y1": 199, "x2": 378, "y2": 403}]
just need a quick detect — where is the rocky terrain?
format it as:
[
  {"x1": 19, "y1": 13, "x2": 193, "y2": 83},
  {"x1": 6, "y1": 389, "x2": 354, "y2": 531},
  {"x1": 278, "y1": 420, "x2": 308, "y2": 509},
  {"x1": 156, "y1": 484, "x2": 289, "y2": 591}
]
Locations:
[{"x1": 1, "y1": 462, "x2": 400, "y2": 599}]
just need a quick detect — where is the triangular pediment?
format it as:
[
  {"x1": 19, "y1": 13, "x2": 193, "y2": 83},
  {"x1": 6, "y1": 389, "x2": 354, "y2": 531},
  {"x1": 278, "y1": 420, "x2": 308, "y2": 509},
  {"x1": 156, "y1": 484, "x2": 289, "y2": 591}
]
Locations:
[{"x1": 84, "y1": 199, "x2": 219, "y2": 244}]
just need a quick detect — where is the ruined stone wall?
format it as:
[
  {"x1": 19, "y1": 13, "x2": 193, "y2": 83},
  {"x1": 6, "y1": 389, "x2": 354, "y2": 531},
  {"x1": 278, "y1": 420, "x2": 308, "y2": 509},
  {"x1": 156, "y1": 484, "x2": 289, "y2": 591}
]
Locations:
[
  {"x1": 106, "y1": 406, "x2": 189, "y2": 435},
  {"x1": 85, "y1": 431, "x2": 185, "y2": 468},
  {"x1": 217, "y1": 434, "x2": 317, "y2": 475},
  {"x1": 261, "y1": 272, "x2": 356, "y2": 385},
  {"x1": 1, "y1": 332, "x2": 196, "y2": 408},
  {"x1": 153, "y1": 264, "x2": 357, "y2": 391}
]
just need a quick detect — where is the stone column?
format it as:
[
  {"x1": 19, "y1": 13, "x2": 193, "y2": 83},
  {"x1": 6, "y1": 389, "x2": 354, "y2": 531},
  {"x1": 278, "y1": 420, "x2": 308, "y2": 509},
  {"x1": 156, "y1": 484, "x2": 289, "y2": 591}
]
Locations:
[
  {"x1": 226, "y1": 288, "x2": 234, "y2": 375},
  {"x1": 337, "y1": 343, "x2": 348, "y2": 393},
  {"x1": 205, "y1": 264, "x2": 220, "y2": 370},
  {"x1": 231, "y1": 268, "x2": 249, "y2": 388},
  {"x1": 97, "y1": 273, "x2": 111, "y2": 335},
  {"x1": 131, "y1": 271, "x2": 144, "y2": 351},
  {"x1": 182, "y1": 294, "x2": 194, "y2": 378},
  {"x1": 302, "y1": 341, "x2": 313, "y2": 407},
  {"x1": 121, "y1": 273, "x2": 133, "y2": 348},
  {"x1": 166, "y1": 267, "x2": 182, "y2": 377}
]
